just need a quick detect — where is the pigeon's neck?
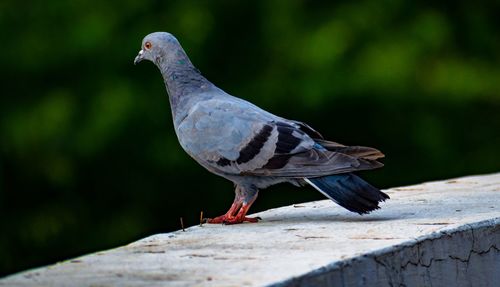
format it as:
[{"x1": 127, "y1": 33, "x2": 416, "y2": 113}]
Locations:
[{"x1": 157, "y1": 51, "x2": 212, "y2": 112}]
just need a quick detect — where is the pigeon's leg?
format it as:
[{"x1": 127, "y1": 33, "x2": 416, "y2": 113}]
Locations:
[
  {"x1": 206, "y1": 192, "x2": 244, "y2": 224},
  {"x1": 207, "y1": 184, "x2": 260, "y2": 224},
  {"x1": 207, "y1": 200, "x2": 242, "y2": 224},
  {"x1": 222, "y1": 194, "x2": 260, "y2": 225}
]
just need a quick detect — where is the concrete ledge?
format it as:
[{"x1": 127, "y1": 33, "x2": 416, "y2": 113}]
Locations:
[
  {"x1": 1, "y1": 173, "x2": 499, "y2": 286},
  {"x1": 276, "y1": 219, "x2": 499, "y2": 287}
]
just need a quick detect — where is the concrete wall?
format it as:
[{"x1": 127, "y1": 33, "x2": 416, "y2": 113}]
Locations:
[
  {"x1": 1, "y1": 173, "x2": 499, "y2": 287},
  {"x1": 275, "y1": 219, "x2": 499, "y2": 287}
]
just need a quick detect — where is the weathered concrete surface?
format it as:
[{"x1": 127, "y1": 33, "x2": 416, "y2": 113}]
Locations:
[{"x1": 1, "y1": 173, "x2": 499, "y2": 287}]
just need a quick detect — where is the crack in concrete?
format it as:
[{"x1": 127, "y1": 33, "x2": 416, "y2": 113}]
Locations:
[
  {"x1": 280, "y1": 220, "x2": 500, "y2": 287},
  {"x1": 369, "y1": 223, "x2": 499, "y2": 287}
]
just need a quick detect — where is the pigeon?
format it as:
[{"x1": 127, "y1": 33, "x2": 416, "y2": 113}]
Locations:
[{"x1": 134, "y1": 32, "x2": 389, "y2": 224}]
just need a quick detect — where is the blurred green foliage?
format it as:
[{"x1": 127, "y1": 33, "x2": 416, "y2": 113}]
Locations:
[{"x1": 1, "y1": 0, "x2": 499, "y2": 276}]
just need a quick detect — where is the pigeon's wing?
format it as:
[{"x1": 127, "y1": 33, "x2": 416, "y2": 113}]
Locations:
[
  {"x1": 177, "y1": 98, "x2": 383, "y2": 177},
  {"x1": 286, "y1": 119, "x2": 324, "y2": 140},
  {"x1": 250, "y1": 141, "x2": 384, "y2": 178},
  {"x1": 177, "y1": 98, "x2": 288, "y2": 174}
]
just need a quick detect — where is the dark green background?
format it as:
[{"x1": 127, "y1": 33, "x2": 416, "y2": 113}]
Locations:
[{"x1": 1, "y1": 0, "x2": 499, "y2": 276}]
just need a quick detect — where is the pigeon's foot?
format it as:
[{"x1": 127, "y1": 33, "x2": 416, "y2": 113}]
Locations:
[
  {"x1": 206, "y1": 215, "x2": 261, "y2": 224},
  {"x1": 223, "y1": 216, "x2": 261, "y2": 225},
  {"x1": 206, "y1": 200, "x2": 260, "y2": 224}
]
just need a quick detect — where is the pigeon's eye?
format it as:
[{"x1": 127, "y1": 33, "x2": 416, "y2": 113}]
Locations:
[{"x1": 144, "y1": 42, "x2": 152, "y2": 50}]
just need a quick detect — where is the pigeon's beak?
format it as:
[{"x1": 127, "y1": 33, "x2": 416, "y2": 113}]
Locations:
[{"x1": 134, "y1": 50, "x2": 144, "y2": 65}]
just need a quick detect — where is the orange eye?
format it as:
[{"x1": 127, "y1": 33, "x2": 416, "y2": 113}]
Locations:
[{"x1": 144, "y1": 42, "x2": 152, "y2": 50}]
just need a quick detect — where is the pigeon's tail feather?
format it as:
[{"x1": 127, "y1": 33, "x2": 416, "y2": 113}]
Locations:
[
  {"x1": 314, "y1": 139, "x2": 385, "y2": 161},
  {"x1": 305, "y1": 173, "x2": 389, "y2": 214}
]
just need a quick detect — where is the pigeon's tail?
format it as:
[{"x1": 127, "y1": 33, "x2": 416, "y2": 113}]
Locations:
[{"x1": 305, "y1": 173, "x2": 389, "y2": 214}]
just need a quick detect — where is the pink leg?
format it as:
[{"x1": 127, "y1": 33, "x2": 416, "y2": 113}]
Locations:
[
  {"x1": 207, "y1": 186, "x2": 260, "y2": 224},
  {"x1": 206, "y1": 200, "x2": 242, "y2": 224},
  {"x1": 220, "y1": 202, "x2": 261, "y2": 224}
]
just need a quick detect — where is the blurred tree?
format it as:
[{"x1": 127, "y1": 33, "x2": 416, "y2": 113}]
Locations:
[{"x1": 1, "y1": 0, "x2": 499, "y2": 276}]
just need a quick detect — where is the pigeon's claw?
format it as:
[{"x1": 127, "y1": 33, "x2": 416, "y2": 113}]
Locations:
[
  {"x1": 206, "y1": 200, "x2": 260, "y2": 224},
  {"x1": 206, "y1": 215, "x2": 260, "y2": 224},
  {"x1": 223, "y1": 216, "x2": 261, "y2": 225},
  {"x1": 206, "y1": 215, "x2": 228, "y2": 224}
]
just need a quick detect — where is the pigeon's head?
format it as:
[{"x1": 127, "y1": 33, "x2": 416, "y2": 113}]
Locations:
[{"x1": 134, "y1": 32, "x2": 182, "y2": 65}]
